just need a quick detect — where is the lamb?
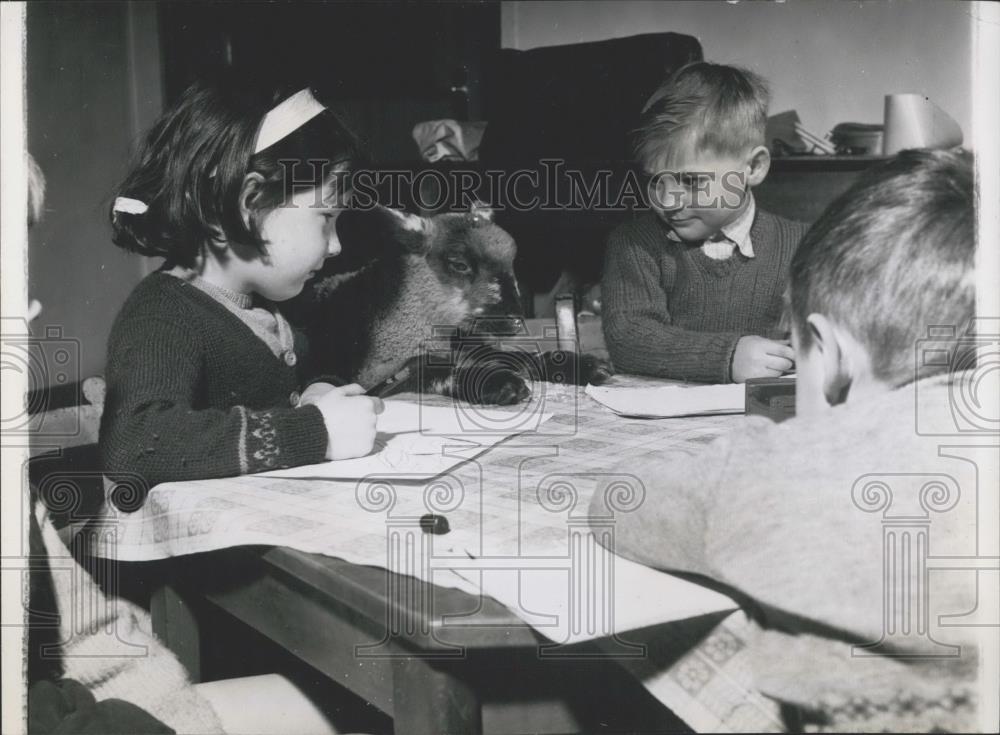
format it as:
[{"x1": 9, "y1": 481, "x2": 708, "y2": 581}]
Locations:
[{"x1": 290, "y1": 205, "x2": 613, "y2": 404}]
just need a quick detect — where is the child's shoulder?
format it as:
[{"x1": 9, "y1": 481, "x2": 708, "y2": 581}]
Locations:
[
  {"x1": 607, "y1": 211, "x2": 671, "y2": 251},
  {"x1": 118, "y1": 271, "x2": 213, "y2": 313},
  {"x1": 110, "y1": 271, "x2": 213, "y2": 338},
  {"x1": 752, "y1": 207, "x2": 811, "y2": 242},
  {"x1": 720, "y1": 379, "x2": 949, "y2": 492}
]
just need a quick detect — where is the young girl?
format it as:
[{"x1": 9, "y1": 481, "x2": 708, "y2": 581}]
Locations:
[
  {"x1": 100, "y1": 80, "x2": 382, "y2": 490},
  {"x1": 28, "y1": 154, "x2": 361, "y2": 735}
]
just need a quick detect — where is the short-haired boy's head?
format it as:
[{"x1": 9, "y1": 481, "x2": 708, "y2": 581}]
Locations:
[
  {"x1": 790, "y1": 148, "x2": 975, "y2": 386},
  {"x1": 633, "y1": 62, "x2": 770, "y2": 169}
]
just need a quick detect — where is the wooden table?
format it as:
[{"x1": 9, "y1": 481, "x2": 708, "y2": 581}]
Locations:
[
  {"x1": 142, "y1": 380, "x2": 746, "y2": 734},
  {"x1": 158, "y1": 550, "x2": 668, "y2": 733}
]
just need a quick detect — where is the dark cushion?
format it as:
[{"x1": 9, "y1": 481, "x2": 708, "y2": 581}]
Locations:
[{"x1": 480, "y1": 32, "x2": 702, "y2": 165}]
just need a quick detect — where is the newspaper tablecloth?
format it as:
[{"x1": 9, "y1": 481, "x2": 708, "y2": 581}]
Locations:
[
  {"x1": 92, "y1": 375, "x2": 781, "y2": 731},
  {"x1": 94, "y1": 376, "x2": 733, "y2": 557}
]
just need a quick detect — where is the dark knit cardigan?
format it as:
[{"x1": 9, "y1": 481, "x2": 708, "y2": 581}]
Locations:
[
  {"x1": 100, "y1": 272, "x2": 328, "y2": 490},
  {"x1": 601, "y1": 208, "x2": 809, "y2": 383}
]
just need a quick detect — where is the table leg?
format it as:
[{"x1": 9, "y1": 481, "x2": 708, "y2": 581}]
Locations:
[
  {"x1": 392, "y1": 656, "x2": 481, "y2": 735},
  {"x1": 150, "y1": 583, "x2": 202, "y2": 681}
]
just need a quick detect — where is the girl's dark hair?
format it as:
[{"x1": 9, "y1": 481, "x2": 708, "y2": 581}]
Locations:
[{"x1": 111, "y1": 79, "x2": 362, "y2": 266}]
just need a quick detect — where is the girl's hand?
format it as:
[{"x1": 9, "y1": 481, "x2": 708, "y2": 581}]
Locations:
[
  {"x1": 310, "y1": 383, "x2": 385, "y2": 460},
  {"x1": 298, "y1": 381, "x2": 337, "y2": 406}
]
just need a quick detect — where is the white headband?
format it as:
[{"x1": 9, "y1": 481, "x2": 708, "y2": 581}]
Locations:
[
  {"x1": 112, "y1": 89, "x2": 327, "y2": 216},
  {"x1": 254, "y1": 88, "x2": 327, "y2": 154},
  {"x1": 113, "y1": 197, "x2": 148, "y2": 215}
]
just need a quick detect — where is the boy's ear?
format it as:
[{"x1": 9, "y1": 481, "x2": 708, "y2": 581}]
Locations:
[
  {"x1": 806, "y1": 313, "x2": 852, "y2": 405},
  {"x1": 745, "y1": 145, "x2": 771, "y2": 187}
]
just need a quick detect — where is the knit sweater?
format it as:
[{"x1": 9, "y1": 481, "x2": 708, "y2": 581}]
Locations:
[
  {"x1": 100, "y1": 272, "x2": 328, "y2": 490},
  {"x1": 598, "y1": 372, "x2": 984, "y2": 731},
  {"x1": 601, "y1": 209, "x2": 809, "y2": 382}
]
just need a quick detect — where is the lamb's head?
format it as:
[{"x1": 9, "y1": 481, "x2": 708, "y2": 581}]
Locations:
[
  {"x1": 371, "y1": 205, "x2": 524, "y2": 335},
  {"x1": 309, "y1": 204, "x2": 615, "y2": 399}
]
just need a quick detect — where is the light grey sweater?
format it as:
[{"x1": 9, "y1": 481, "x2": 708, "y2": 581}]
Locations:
[{"x1": 597, "y1": 372, "x2": 985, "y2": 731}]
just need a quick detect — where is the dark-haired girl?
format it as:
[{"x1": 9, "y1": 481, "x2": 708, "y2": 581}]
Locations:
[{"x1": 101, "y1": 82, "x2": 383, "y2": 489}]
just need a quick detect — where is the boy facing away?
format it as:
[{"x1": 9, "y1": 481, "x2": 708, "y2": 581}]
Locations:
[
  {"x1": 602, "y1": 62, "x2": 809, "y2": 383},
  {"x1": 596, "y1": 149, "x2": 985, "y2": 731}
]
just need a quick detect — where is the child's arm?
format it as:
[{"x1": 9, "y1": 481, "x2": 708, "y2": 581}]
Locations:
[
  {"x1": 590, "y1": 447, "x2": 719, "y2": 577},
  {"x1": 100, "y1": 317, "x2": 328, "y2": 488},
  {"x1": 601, "y1": 229, "x2": 742, "y2": 383}
]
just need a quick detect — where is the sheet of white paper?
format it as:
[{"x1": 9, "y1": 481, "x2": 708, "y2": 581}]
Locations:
[
  {"x1": 448, "y1": 540, "x2": 738, "y2": 645},
  {"x1": 585, "y1": 382, "x2": 745, "y2": 418},
  {"x1": 256, "y1": 401, "x2": 554, "y2": 480}
]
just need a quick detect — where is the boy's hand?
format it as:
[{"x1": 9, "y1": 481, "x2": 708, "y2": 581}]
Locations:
[
  {"x1": 308, "y1": 383, "x2": 385, "y2": 460},
  {"x1": 731, "y1": 336, "x2": 795, "y2": 383}
]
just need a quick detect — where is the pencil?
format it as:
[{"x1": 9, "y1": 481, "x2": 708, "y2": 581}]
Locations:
[{"x1": 365, "y1": 366, "x2": 411, "y2": 397}]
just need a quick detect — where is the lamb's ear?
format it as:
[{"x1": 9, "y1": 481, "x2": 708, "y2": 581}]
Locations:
[
  {"x1": 379, "y1": 206, "x2": 431, "y2": 253},
  {"x1": 334, "y1": 206, "x2": 429, "y2": 265},
  {"x1": 468, "y1": 202, "x2": 494, "y2": 224}
]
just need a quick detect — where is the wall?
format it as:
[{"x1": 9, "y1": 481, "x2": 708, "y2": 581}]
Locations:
[
  {"x1": 27, "y1": 1, "x2": 163, "y2": 384},
  {"x1": 501, "y1": 0, "x2": 972, "y2": 146}
]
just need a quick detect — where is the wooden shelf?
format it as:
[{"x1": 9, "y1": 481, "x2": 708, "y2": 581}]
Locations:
[{"x1": 769, "y1": 155, "x2": 891, "y2": 172}]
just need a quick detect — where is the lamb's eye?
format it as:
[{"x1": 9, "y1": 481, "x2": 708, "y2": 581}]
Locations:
[{"x1": 448, "y1": 260, "x2": 471, "y2": 274}]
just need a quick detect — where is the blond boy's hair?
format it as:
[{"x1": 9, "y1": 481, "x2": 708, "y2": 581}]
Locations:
[
  {"x1": 790, "y1": 148, "x2": 975, "y2": 385},
  {"x1": 633, "y1": 62, "x2": 770, "y2": 169}
]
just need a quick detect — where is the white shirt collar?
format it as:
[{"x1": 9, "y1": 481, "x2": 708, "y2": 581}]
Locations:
[{"x1": 666, "y1": 192, "x2": 757, "y2": 258}]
